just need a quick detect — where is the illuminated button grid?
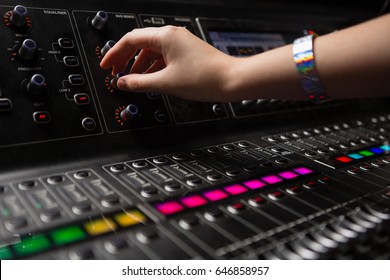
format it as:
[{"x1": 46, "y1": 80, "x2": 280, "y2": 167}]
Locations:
[
  {"x1": 334, "y1": 145, "x2": 389, "y2": 164},
  {"x1": 1, "y1": 208, "x2": 147, "y2": 259},
  {"x1": 154, "y1": 166, "x2": 314, "y2": 216}
]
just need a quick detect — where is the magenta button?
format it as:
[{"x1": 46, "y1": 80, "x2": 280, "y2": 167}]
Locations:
[
  {"x1": 203, "y1": 189, "x2": 228, "y2": 201},
  {"x1": 278, "y1": 171, "x2": 298, "y2": 179},
  {"x1": 155, "y1": 201, "x2": 184, "y2": 215},
  {"x1": 224, "y1": 184, "x2": 248, "y2": 195},
  {"x1": 261, "y1": 175, "x2": 283, "y2": 184},
  {"x1": 243, "y1": 179, "x2": 267, "y2": 190},
  {"x1": 181, "y1": 195, "x2": 208, "y2": 208},
  {"x1": 293, "y1": 167, "x2": 314, "y2": 175}
]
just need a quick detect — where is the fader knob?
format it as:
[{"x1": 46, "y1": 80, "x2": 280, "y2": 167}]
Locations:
[
  {"x1": 110, "y1": 72, "x2": 125, "y2": 89},
  {"x1": 101, "y1": 40, "x2": 116, "y2": 57},
  {"x1": 26, "y1": 74, "x2": 47, "y2": 97},
  {"x1": 18, "y1": 39, "x2": 37, "y2": 61},
  {"x1": 10, "y1": 5, "x2": 28, "y2": 27},
  {"x1": 120, "y1": 104, "x2": 139, "y2": 121},
  {"x1": 91, "y1": 11, "x2": 108, "y2": 30}
]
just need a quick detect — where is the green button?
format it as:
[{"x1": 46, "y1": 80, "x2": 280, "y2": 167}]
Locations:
[
  {"x1": 13, "y1": 235, "x2": 51, "y2": 257},
  {"x1": 359, "y1": 150, "x2": 375, "y2": 157},
  {"x1": 50, "y1": 225, "x2": 86, "y2": 246},
  {"x1": 0, "y1": 246, "x2": 13, "y2": 259}
]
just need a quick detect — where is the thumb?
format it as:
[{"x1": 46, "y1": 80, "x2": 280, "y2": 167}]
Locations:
[{"x1": 117, "y1": 72, "x2": 167, "y2": 93}]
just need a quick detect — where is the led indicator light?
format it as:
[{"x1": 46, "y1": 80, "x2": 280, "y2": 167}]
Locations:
[
  {"x1": 202, "y1": 189, "x2": 228, "y2": 201},
  {"x1": 155, "y1": 201, "x2": 184, "y2": 215},
  {"x1": 359, "y1": 150, "x2": 375, "y2": 157},
  {"x1": 180, "y1": 195, "x2": 208, "y2": 208},
  {"x1": 261, "y1": 175, "x2": 283, "y2": 184},
  {"x1": 347, "y1": 153, "x2": 364, "y2": 160},
  {"x1": 370, "y1": 147, "x2": 384, "y2": 154},
  {"x1": 243, "y1": 179, "x2": 266, "y2": 189},
  {"x1": 335, "y1": 156, "x2": 353, "y2": 163},
  {"x1": 224, "y1": 184, "x2": 248, "y2": 195},
  {"x1": 380, "y1": 145, "x2": 390, "y2": 151},
  {"x1": 278, "y1": 171, "x2": 299, "y2": 179},
  {"x1": 293, "y1": 167, "x2": 314, "y2": 175}
]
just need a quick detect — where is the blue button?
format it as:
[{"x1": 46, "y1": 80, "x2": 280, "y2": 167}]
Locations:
[{"x1": 370, "y1": 147, "x2": 384, "y2": 154}]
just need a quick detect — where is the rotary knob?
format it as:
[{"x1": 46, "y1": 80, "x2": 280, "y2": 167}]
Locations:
[
  {"x1": 91, "y1": 11, "x2": 108, "y2": 30},
  {"x1": 110, "y1": 72, "x2": 125, "y2": 89},
  {"x1": 100, "y1": 40, "x2": 116, "y2": 57},
  {"x1": 25, "y1": 74, "x2": 48, "y2": 98},
  {"x1": 18, "y1": 39, "x2": 37, "y2": 61},
  {"x1": 120, "y1": 104, "x2": 139, "y2": 121},
  {"x1": 10, "y1": 5, "x2": 28, "y2": 27}
]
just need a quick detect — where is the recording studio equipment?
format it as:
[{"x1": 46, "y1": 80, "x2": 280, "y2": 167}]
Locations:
[{"x1": 0, "y1": 0, "x2": 389, "y2": 260}]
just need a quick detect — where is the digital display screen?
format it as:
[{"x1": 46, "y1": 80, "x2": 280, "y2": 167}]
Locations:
[{"x1": 209, "y1": 31, "x2": 285, "y2": 57}]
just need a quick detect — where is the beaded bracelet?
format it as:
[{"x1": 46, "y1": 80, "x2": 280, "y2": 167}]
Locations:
[{"x1": 293, "y1": 34, "x2": 328, "y2": 104}]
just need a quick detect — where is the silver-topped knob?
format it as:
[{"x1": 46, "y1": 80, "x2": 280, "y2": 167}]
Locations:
[
  {"x1": 91, "y1": 11, "x2": 108, "y2": 30},
  {"x1": 120, "y1": 104, "x2": 139, "y2": 121},
  {"x1": 110, "y1": 72, "x2": 125, "y2": 89},
  {"x1": 11, "y1": 5, "x2": 28, "y2": 27},
  {"x1": 26, "y1": 74, "x2": 47, "y2": 97},
  {"x1": 18, "y1": 39, "x2": 37, "y2": 61},
  {"x1": 101, "y1": 40, "x2": 116, "y2": 57}
]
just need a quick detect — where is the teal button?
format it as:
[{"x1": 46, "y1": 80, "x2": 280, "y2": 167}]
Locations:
[{"x1": 348, "y1": 153, "x2": 364, "y2": 160}]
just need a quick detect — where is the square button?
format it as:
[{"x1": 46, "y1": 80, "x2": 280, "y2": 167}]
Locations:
[
  {"x1": 84, "y1": 218, "x2": 117, "y2": 236},
  {"x1": 114, "y1": 210, "x2": 147, "y2": 227}
]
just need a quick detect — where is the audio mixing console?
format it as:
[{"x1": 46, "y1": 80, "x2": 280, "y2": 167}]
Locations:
[{"x1": 0, "y1": 0, "x2": 389, "y2": 260}]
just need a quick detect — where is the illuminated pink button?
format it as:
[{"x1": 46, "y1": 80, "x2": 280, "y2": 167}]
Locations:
[
  {"x1": 203, "y1": 189, "x2": 228, "y2": 201},
  {"x1": 243, "y1": 179, "x2": 266, "y2": 190},
  {"x1": 293, "y1": 167, "x2": 314, "y2": 175},
  {"x1": 224, "y1": 184, "x2": 248, "y2": 195},
  {"x1": 261, "y1": 175, "x2": 283, "y2": 184},
  {"x1": 278, "y1": 171, "x2": 298, "y2": 179},
  {"x1": 180, "y1": 195, "x2": 207, "y2": 208},
  {"x1": 155, "y1": 201, "x2": 184, "y2": 215}
]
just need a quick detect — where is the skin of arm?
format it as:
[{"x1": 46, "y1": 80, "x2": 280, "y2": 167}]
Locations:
[{"x1": 100, "y1": 13, "x2": 390, "y2": 102}]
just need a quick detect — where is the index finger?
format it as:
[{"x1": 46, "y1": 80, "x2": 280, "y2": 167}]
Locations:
[{"x1": 100, "y1": 27, "x2": 163, "y2": 73}]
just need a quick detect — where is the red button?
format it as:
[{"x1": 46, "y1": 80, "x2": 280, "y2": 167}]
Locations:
[
  {"x1": 267, "y1": 191, "x2": 284, "y2": 200},
  {"x1": 303, "y1": 181, "x2": 318, "y2": 189},
  {"x1": 286, "y1": 185, "x2": 302, "y2": 194},
  {"x1": 248, "y1": 196, "x2": 266, "y2": 207},
  {"x1": 33, "y1": 111, "x2": 51, "y2": 124},
  {"x1": 318, "y1": 176, "x2": 332, "y2": 184},
  {"x1": 74, "y1": 93, "x2": 90, "y2": 105},
  {"x1": 335, "y1": 156, "x2": 353, "y2": 163}
]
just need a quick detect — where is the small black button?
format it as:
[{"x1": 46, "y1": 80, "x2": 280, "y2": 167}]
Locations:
[
  {"x1": 212, "y1": 104, "x2": 225, "y2": 116},
  {"x1": 68, "y1": 248, "x2": 94, "y2": 260},
  {"x1": 207, "y1": 173, "x2": 223, "y2": 181},
  {"x1": 186, "y1": 177, "x2": 203, "y2": 186},
  {"x1": 225, "y1": 169, "x2": 241, "y2": 177},
  {"x1": 81, "y1": 117, "x2": 96, "y2": 131},
  {"x1": 58, "y1": 38, "x2": 74, "y2": 49},
  {"x1": 152, "y1": 157, "x2": 168, "y2": 164},
  {"x1": 72, "y1": 201, "x2": 92, "y2": 215},
  {"x1": 154, "y1": 110, "x2": 168, "y2": 122},
  {"x1": 267, "y1": 191, "x2": 285, "y2": 200},
  {"x1": 178, "y1": 215, "x2": 200, "y2": 230},
  {"x1": 318, "y1": 176, "x2": 332, "y2": 184},
  {"x1": 164, "y1": 182, "x2": 181, "y2": 192},
  {"x1": 347, "y1": 167, "x2": 361, "y2": 175},
  {"x1": 248, "y1": 196, "x2": 266, "y2": 207},
  {"x1": 237, "y1": 141, "x2": 250, "y2": 148},
  {"x1": 260, "y1": 161, "x2": 274, "y2": 168},
  {"x1": 136, "y1": 228, "x2": 159, "y2": 243},
  {"x1": 47, "y1": 175, "x2": 64, "y2": 185},
  {"x1": 360, "y1": 164, "x2": 373, "y2": 171},
  {"x1": 172, "y1": 153, "x2": 187, "y2": 160},
  {"x1": 140, "y1": 186, "x2": 159, "y2": 197},
  {"x1": 18, "y1": 180, "x2": 36, "y2": 190},
  {"x1": 101, "y1": 194, "x2": 120, "y2": 207},
  {"x1": 207, "y1": 147, "x2": 220, "y2": 153},
  {"x1": 63, "y1": 56, "x2": 79, "y2": 67},
  {"x1": 146, "y1": 92, "x2": 161, "y2": 99},
  {"x1": 286, "y1": 185, "x2": 302, "y2": 195},
  {"x1": 104, "y1": 237, "x2": 128, "y2": 254},
  {"x1": 304, "y1": 151, "x2": 317, "y2": 157},
  {"x1": 132, "y1": 160, "x2": 148, "y2": 168},
  {"x1": 33, "y1": 111, "x2": 51, "y2": 124},
  {"x1": 222, "y1": 144, "x2": 236, "y2": 151},
  {"x1": 74, "y1": 93, "x2": 90, "y2": 105},
  {"x1": 190, "y1": 150, "x2": 204, "y2": 157},
  {"x1": 204, "y1": 207, "x2": 224, "y2": 221},
  {"x1": 275, "y1": 158, "x2": 288, "y2": 165},
  {"x1": 0, "y1": 185, "x2": 6, "y2": 194},
  {"x1": 5, "y1": 217, "x2": 28, "y2": 231},
  {"x1": 0, "y1": 98, "x2": 12, "y2": 112},
  {"x1": 73, "y1": 170, "x2": 90, "y2": 179},
  {"x1": 40, "y1": 209, "x2": 61, "y2": 222},
  {"x1": 68, "y1": 74, "x2": 84, "y2": 86},
  {"x1": 302, "y1": 180, "x2": 318, "y2": 189},
  {"x1": 243, "y1": 165, "x2": 258, "y2": 173},
  {"x1": 110, "y1": 164, "x2": 126, "y2": 173},
  {"x1": 227, "y1": 202, "x2": 246, "y2": 214}
]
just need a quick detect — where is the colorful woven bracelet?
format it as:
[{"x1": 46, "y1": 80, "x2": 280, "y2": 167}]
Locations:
[{"x1": 293, "y1": 34, "x2": 328, "y2": 104}]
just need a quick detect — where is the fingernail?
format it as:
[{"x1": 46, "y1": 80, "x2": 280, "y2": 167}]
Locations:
[{"x1": 118, "y1": 79, "x2": 127, "y2": 90}]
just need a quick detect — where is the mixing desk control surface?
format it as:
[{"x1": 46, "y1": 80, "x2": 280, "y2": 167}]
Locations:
[{"x1": 0, "y1": 0, "x2": 390, "y2": 260}]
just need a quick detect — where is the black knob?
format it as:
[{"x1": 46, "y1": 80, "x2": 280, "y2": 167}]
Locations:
[
  {"x1": 120, "y1": 104, "x2": 139, "y2": 121},
  {"x1": 101, "y1": 40, "x2": 116, "y2": 57},
  {"x1": 18, "y1": 39, "x2": 37, "y2": 61},
  {"x1": 110, "y1": 72, "x2": 125, "y2": 89},
  {"x1": 10, "y1": 5, "x2": 28, "y2": 27},
  {"x1": 26, "y1": 74, "x2": 47, "y2": 97},
  {"x1": 91, "y1": 11, "x2": 108, "y2": 30}
]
